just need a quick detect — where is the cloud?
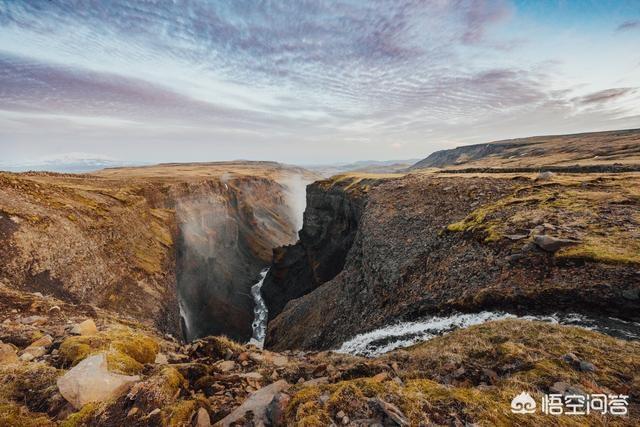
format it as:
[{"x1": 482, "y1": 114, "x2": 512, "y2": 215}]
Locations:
[
  {"x1": 0, "y1": 1, "x2": 639, "y2": 164},
  {"x1": 575, "y1": 88, "x2": 636, "y2": 105},
  {"x1": 616, "y1": 20, "x2": 640, "y2": 32}
]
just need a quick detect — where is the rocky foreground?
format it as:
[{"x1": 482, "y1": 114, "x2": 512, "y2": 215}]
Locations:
[{"x1": 0, "y1": 282, "x2": 638, "y2": 426}]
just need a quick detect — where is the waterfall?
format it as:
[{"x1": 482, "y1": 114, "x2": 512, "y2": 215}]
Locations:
[{"x1": 248, "y1": 269, "x2": 269, "y2": 347}]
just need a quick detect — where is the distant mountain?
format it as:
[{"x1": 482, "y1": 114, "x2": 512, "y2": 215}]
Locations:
[
  {"x1": 307, "y1": 159, "x2": 420, "y2": 177},
  {"x1": 1, "y1": 152, "x2": 145, "y2": 173},
  {"x1": 410, "y1": 128, "x2": 640, "y2": 170}
]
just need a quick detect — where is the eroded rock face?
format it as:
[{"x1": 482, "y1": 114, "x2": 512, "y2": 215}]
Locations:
[
  {"x1": 265, "y1": 174, "x2": 640, "y2": 351},
  {"x1": 261, "y1": 180, "x2": 368, "y2": 321},
  {"x1": 57, "y1": 353, "x2": 140, "y2": 409}
]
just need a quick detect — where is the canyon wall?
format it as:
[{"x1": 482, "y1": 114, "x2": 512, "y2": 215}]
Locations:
[
  {"x1": 0, "y1": 162, "x2": 315, "y2": 342},
  {"x1": 264, "y1": 172, "x2": 640, "y2": 351}
]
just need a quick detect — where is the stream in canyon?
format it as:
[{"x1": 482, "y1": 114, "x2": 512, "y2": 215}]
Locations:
[
  {"x1": 248, "y1": 269, "x2": 269, "y2": 347},
  {"x1": 335, "y1": 311, "x2": 640, "y2": 357}
]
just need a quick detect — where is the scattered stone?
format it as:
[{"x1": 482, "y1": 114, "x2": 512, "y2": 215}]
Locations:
[
  {"x1": 19, "y1": 315, "x2": 47, "y2": 325},
  {"x1": 372, "y1": 372, "x2": 388, "y2": 383},
  {"x1": 238, "y1": 352, "x2": 250, "y2": 362},
  {"x1": 0, "y1": 343, "x2": 19, "y2": 365},
  {"x1": 154, "y1": 353, "x2": 168, "y2": 365},
  {"x1": 549, "y1": 381, "x2": 571, "y2": 395},
  {"x1": 20, "y1": 352, "x2": 35, "y2": 362},
  {"x1": 579, "y1": 361, "x2": 597, "y2": 372},
  {"x1": 374, "y1": 398, "x2": 409, "y2": 426},
  {"x1": 534, "y1": 235, "x2": 580, "y2": 252},
  {"x1": 337, "y1": 410, "x2": 346, "y2": 419},
  {"x1": 195, "y1": 407, "x2": 211, "y2": 427},
  {"x1": 266, "y1": 392, "x2": 290, "y2": 427},
  {"x1": 270, "y1": 354, "x2": 288, "y2": 367},
  {"x1": 29, "y1": 334, "x2": 53, "y2": 348},
  {"x1": 249, "y1": 352, "x2": 265, "y2": 363},
  {"x1": 20, "y1": 346, "x2": 46, "y2": 359},
  {"x1": 218, "y1": 380, "x2": 290, "y2": 426},
  {"x1": 562, "y1": 353, "x2": 580, "y2": 365},
  {"x1": 301, "y1": 377, "x2": 329, "y2": 388},
  {"x1": 535, "y1": 171, "x2": 556, "y2": 181},
  {"x1": 57, "y1": 353, "x2": 140, "y2": 409},
  {"x1": 240, "y1": 372, "x2": 263, "y2": 381},
  {"x1": 505, "y1": 234, "x2": 528, "y2": 241},
  {"x1": 217, "y1": 360, "x2": 236, "y2": 372},
  {"x1": 71, "y1": 319, "x2": 98, "y2": 335}
]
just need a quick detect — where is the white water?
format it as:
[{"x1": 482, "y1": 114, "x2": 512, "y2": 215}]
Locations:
[
  {"x1": 335, "y1": 311, "x2": 640, "y2": 357},
  {"x1": 248, "y1": 269, "x2": 269, "y2": 347}
]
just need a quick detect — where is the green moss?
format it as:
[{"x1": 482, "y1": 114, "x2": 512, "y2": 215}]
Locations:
[
  {"x1": 106, "y1": 350, "x2": 144, "y2": 375},
  {"x1": 60, "y1": 402, "x2": 100, "y2": 427},
  {"x1": 159, "y1": 367, "x2": 186, "y2": 396},
  {"x1": 165, "y1": 399, "x2": 197, "y2": 426},
  {"x1": 0, "y1": 402, "x2": 55, "y2": 427},
  {"x1": 58, "y1": 328, "x2": 159, "y2": 374}
]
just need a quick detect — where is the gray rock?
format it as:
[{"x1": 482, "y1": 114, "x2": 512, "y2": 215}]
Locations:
[
  {"x1": 534, "y1": 235, "x2": 580, "y2": 252},
  {"x1": 219, "y1": 380, "x2": 290, "y2": 426},
  {"x1": 57, "y1": 353, "x2": 139, "y2": 409},
  {"x1": 579, "y1": 361, "x2": 597, "y2": 372}
]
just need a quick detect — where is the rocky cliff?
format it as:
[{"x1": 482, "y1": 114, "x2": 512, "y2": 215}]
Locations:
[
  {"x1": 0, "y1": 162, "x2": 316, "y2": 342},
  {"x1": 261, "y1": 177, "x2": 370, "y2": 321},
  {"x1": 264, "y1": 172, "x2": 640, "y2": 351}
]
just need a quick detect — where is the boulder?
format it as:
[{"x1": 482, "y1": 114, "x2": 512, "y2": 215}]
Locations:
[
  {"x1": 534, "y1": 235, "x2": 579, "y2": 252},
  {"x1": 218, "y1": 380, "x2": 290, "y2": 426},
  {"x1": 70, "y1": 319, "x2": 98, "y2": 335},
  {"x1": 57, "y1": 352, "x2": 139, "y2": 409}
]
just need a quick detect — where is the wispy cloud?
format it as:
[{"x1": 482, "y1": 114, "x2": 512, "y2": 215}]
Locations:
[
  {"x1": 0, "y1": 0, "x2": 639, "y2": 164},
  {"x1": 616, "y1": 20, "x2": 640, "y2": 32}
]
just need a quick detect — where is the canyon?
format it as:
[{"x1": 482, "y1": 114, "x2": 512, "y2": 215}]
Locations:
[
  {"x1": 0, "y1": 162, "x2": 316, "y2": 343},
  {"x1": 0, "y1": 129, "x2": 639, "y2": 425}
]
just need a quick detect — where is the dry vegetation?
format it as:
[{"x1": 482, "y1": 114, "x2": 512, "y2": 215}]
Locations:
[
  {"x1": 287, "y1": 319, "x2": 640, "y2": 426},
  {"x1": 446, "y1": 173, "x2": 640, "y2": 264}
]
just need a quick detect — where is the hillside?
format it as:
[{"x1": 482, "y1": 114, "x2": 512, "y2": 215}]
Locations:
[{"x1": 410, "y1": 128, "x2": 640, "y2": 170}]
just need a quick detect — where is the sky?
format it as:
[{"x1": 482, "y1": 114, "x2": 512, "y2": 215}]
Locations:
[{"x1": 1, "y1": 0, "x2": 639, "y2": 166}]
